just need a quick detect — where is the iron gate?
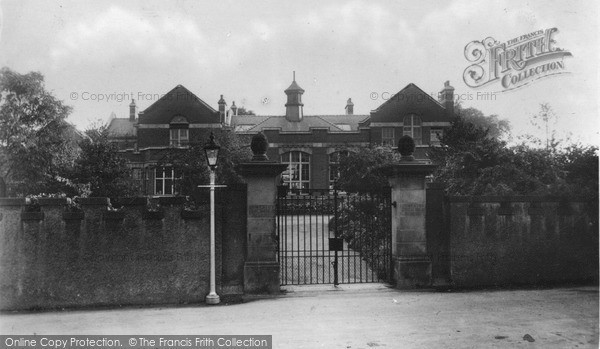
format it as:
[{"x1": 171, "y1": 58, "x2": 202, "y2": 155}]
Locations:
[{"x1": 276, "y1": 187, "x2": 392, "y2": 285}]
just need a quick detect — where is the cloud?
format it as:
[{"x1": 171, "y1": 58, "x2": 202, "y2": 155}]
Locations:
[
  {"x1": 50, "y1": 6, "x2": 208, "y2": 68},
  {"x1": 297, "y1": 0, "x2": 416, "y2": 54}
]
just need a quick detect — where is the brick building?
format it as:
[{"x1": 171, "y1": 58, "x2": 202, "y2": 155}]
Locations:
[{"x1": 108, "y1": 78, "x2": 455, "y2": 194}]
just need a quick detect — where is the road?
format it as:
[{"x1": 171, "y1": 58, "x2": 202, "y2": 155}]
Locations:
[{"x1": 1, "y1": 284, "x2": 598, "y2": 348}]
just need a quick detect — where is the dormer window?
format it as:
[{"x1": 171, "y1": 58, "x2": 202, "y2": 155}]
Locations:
[
  {"x1": 170, "y1": 115, "x2": 189, "y2": 147},
  {"x1": 403, "y1": 114, "x2": 422, "y2": 145}
]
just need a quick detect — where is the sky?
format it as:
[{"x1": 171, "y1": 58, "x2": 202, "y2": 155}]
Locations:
[{"x1": 0, "y1": 0, "x2": 598, "y2": 146}]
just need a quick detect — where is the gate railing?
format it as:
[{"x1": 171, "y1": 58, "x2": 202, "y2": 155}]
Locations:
[{"x1": 276, "y1": 186, "x2": 392, "y2": 285}]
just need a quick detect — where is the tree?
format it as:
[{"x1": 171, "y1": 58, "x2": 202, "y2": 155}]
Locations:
[
  {"x1": 454, "y1": 104, "x2": 510, "y2": 140},
  {"x1": 429, "y1": 114, "x2": 518, "y2": 195},
  {"x1": 71, "y1": 123, "x2": 137, "y2": 197},
  {"x1": 430, "y1": 105, "x2": 598, "y2": 197},
  {"x1": 530, "y1": 103, "x2": 557, "y2": 150},
  {"x1": 236, "y1": 107, "x2": 255, "y2": 116},
  {"x1": 0, "y1": 67, "x2": 78, "y2": 196},
  {"x1": 429, "y1": 111, "x2": 556, "y2": 195},
  {"x1": 554, "y1": 143, "x2": 598, "y2": 198},
  {"x1": 337, "y1": 146, "x2": 399, "y2": 193}
]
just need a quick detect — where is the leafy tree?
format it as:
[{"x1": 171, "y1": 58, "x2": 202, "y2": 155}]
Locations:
[
  {"x1": 72, "y1": 123, "x2": 137, "y2": 197},
  {"x1": 0, "y1": 67, "x2": 78, "y2": 196},
  {"x1": 554, "y1": 143, "x2": 598, "y2": 198},
  {"x1": 428, "y1": 114, "x2": 513, "y2": 194},
  {"x1": 336, "y1": 146, "x2": 400, "y2": 193},
  {"x1": 236, "y1": 107, "x2": 255, "y2": 116},
  {"x1": 430, "y1": 105, "x2": 598, "y2": 197},
  {"x1": 454, "y1": 104, "x2": 510, "y2": 140}
]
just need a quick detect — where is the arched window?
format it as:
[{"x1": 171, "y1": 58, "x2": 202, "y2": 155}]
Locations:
[
  {"x1": 170, "y1": 115, "x2": 189, "y2": 147},
  {"x1": 329, "y1": 150, "x2": 350, "y2": 187},
  {"x1": 403, "y1": 114, "x2": 422, "y2": 145},
  {"x1": 280, "y1": 151, "x2": 310, "y2": 191}
]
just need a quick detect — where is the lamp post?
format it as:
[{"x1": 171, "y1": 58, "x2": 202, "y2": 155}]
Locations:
[{"x1": 203, "y1": 132, "x2": 221, "y2": 305}]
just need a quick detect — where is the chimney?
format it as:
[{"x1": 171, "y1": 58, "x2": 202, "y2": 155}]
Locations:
[
  {"x1": 231, "y1": 101, "x2": 238, "y2": 116},
  {"x1": 218, "y1": 94, "x2": 227, "y2": 123},
  {"x1": 438, "y1": 81, "x2": 454, "y2": 116},
  {"x1": 129, "y1": 99, "x2": 137, "y2": 121},
  {"x1": 345, "y1": 98, "x2": 354, "y2": 115},
  {"x1": 284, "y1": 71, "x2": 304, "y2": 122}
]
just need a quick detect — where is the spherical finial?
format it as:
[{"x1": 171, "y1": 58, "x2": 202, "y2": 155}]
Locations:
[
  {"x1": 398, "y1": 135, "x2": 415, "y2": 160},
  {"x1": 250, "y1": 131, "x2": 269, "y2": 161}
]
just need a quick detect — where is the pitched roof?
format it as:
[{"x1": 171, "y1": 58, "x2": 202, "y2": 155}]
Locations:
[
  {"x1": 233, "y1": 115, "x2": 337, "y2": 133},
  {"x1": 372, "y1": 83, "x2": 444, "y2": 112},
  {"x1": 230, "y1": 115, "x2": 271, "y2": 126},
  {"x1": 318, "y1": 115, "x2": 370, "y2": 131},
  {"x1": 107, "y1": 118, "x2": 135, "y2": 137},
  {"x1": 139, "y1": 85, "x2": 219, "y2": 124},
  {"x1": 370, "y1": 83, "x2": 450, "y2": 123},
  {"x1": 231, "y1": 114, "x2": 370, "y2": 133}
]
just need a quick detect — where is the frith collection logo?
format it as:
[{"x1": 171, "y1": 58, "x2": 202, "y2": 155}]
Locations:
[{"x1": 463, "y1": 28, "x2": 572, "y2": 91}]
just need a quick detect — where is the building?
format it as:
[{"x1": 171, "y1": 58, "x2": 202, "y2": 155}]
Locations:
[{"x1": 108, "y1": 78, "x2": 455, "y2": 195}]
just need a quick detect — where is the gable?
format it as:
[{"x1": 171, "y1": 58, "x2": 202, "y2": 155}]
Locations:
[
  {"x1": 139, "y1": 85, "x2": 220, "y2": 124},
  {"x1": 370, "y1": 83, "x2": 449, "y2": 123}
]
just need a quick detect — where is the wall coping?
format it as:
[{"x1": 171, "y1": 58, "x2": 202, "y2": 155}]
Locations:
[
  {"x1": 38, "y1": 198, "x2": 68, "y2": 206},
  {"x1": 237, "y1": 162, "x2": 288, "y2": 177},
  {"x1": 111, "y1": 197, "x2": 147, "y2": 206},
  {"x1": 0, "y1": 196, "x2": 213, "y2": 207},
  {"x1": 79, "y1": 197, "x2": 110, "y2": 206},
  {"x1": 0, "y1": 198, "x2": 26, "y2": 206},
  {"x1": 379, "y1": 163, "x2": 437, "y2": 177},
  {"x1": 448, "y1": 196, "x2": 591, "y2": 203}
]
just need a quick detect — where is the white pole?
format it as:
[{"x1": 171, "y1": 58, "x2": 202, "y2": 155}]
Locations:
[{"x1": 205, "y1": 169, "x2": 220, "y2": 305}]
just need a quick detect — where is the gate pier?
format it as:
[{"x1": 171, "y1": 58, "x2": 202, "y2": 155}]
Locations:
[
  {"x1": 238, "y1": 132, "x2": 287, "y2": 293},
  {"x1": 381, "y1": 136, "x2": 436, "y2": 288}
]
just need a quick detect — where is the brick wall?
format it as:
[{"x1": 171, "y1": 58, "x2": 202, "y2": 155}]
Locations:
[
  {"x1": 261, "y1": 128, "x2": 371, "y2": 189},
  {"x1": 0, "y1": 189, "x2": 246, "y2": 311}
]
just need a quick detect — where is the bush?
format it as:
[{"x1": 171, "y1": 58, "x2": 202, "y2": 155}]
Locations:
[{"x1": 330, "y1": 192, "x2": 391, "y2": 280}]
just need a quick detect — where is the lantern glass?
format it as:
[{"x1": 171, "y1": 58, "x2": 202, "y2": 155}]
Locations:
[
  {"x1": 203, "y1": 133, "x2": 221, "y2": 169},
  {"x1": 205, "y1": 148, "x2": 219, "y2": 168}
]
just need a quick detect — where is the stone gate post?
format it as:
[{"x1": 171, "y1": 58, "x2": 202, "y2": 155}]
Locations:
[
  {"x1": 381, "y1": 136, "x2": 436, "y2": 288},
  {"x1": 237, "y1": 132, "x2": 287, "y2": 293}
]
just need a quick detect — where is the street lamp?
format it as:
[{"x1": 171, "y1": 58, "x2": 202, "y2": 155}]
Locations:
[
  {"x1": 204, "y1": 132, "x2": 220, "y2": 169},
  {"x1": 203, "y1": 132, "x2": 220, "y2": 305}
]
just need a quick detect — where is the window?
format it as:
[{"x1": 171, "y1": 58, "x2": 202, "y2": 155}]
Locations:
[
  {"x1": 280, "y1": 151, "x2": 310, "y2": 192},
  {"x1": 131, "y1": 167, "x2": 145, "y2": 194},
  {"x1": 381, "y1": 128, "x2": 395, "y2": 147},
  {"x1": 329, "y1": 151, "x2": 350, "y2": 188},
  {"x1": 154, "y1": 167, "x2": 181, "y2": 195},
  {"x1": 170, "y1": 115, "x2": 189, "y2": 147},
  {"x1": 170, "y1": 128, "x2": 189, "y2": 147},
  {"x1": 403, "y1": 114, "x2": 422, "y2": 145},
  {"x1": 430, "y1": 129, "x2": 443, "y2": 146}
]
